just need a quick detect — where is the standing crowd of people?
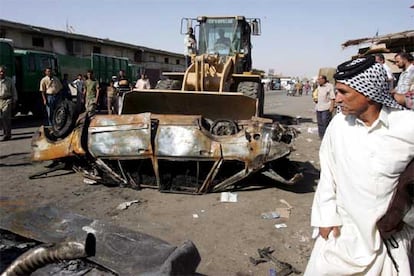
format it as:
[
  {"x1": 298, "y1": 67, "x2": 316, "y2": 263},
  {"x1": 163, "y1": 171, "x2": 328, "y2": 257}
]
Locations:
[
  {"x1": 285, "y1": 80, "x2": 311, "y2": 96},
  {"x1": 40, "y1": 69, "x2": 153, "y2": 123},
  {"x1": 39, "y1": 68, "x2": 102, "y2": 124},
  {"x1": 1, "y1": 67, "x2": 153, "y2": 140}
]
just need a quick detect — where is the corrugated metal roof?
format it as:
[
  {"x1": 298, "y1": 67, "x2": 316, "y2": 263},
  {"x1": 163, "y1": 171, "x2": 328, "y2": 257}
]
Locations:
[{"x1": 342, "y1": 30, "x2": 414, "y2": 48}]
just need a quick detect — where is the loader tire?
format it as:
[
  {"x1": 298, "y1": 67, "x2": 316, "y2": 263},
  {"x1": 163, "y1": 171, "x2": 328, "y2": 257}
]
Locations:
[
  {"x1": 237, "y1": 81, "x2": 260, "y2": 98},
  {"x1": 237, "y1": 81, "x2": 264, "y2": 116},
  {"x1": 155, "y1": 79, "x2": 182, "y2": 90}
]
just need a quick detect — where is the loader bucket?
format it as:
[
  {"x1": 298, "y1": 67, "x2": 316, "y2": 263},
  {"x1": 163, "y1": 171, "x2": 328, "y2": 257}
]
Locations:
[{"x1": 121, "y1": 90, "x2": 258, "y2": 120}]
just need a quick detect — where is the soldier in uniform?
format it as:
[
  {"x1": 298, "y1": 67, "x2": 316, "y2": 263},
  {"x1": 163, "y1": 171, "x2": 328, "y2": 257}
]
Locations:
[
  {"x1": 83, "y1": 70, "x2": 100, "y2": 116},
  {"x1": 0, "y1": 66, "x2": 18, "y2": 141}
]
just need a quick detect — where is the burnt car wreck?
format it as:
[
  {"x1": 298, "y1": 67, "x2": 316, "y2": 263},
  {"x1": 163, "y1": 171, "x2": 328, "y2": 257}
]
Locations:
[{"x1": 31, "y1": 90, "x2": 302, "y2": 194}]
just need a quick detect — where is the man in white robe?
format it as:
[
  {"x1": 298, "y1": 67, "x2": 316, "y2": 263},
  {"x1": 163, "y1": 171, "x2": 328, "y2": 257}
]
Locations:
[{"x1": 304, "y1": 56, "x2": 414, "y2": 275}]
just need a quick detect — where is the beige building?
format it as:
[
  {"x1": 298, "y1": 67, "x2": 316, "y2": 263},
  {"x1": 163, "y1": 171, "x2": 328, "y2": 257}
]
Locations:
[{"x1": 0, "y1": 19, "x2": 186, "y2": 82}]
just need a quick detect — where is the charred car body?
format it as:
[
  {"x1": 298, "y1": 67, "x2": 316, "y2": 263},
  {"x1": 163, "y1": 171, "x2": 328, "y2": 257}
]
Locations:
[{"x1": 31, "y1": 16, "x2": 302, "y2": 194}]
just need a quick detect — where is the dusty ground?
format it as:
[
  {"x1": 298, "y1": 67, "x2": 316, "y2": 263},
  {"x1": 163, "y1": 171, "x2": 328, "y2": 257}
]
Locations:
[{"x1": 0, "y1": 90, "x2": 322, "y2": 275}]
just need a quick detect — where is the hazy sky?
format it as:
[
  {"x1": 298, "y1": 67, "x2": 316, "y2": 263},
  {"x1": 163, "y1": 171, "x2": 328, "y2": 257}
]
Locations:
[{"x1": 1, "y1": 0, "x2": 413, "y2": 78}]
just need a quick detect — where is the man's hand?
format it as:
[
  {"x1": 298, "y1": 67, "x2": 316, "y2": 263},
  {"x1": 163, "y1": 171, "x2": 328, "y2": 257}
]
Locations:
[
  {"x1": 329, "y1": 99, "x2": 335, "y2": 113},
  {"x1": 393, "y1": 93, "x2": 406, "y2": 105},
  {"x1": 319, "y1": 226, "x2": 340, "y2": 240}
]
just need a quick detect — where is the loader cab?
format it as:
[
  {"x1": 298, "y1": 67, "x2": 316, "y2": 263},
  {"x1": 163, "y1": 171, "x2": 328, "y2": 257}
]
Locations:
[
  {"x1": 182, "y1": 16, "x2": 261, "y2": 73},
  {"x1": 197, "y1": 16, "x2": 259, "y2": 55}
]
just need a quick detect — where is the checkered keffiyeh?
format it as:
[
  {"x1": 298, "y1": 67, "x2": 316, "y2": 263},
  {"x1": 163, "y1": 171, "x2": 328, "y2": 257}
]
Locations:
[{"x1": 334, "y1": 56, "x2": 405, "y2": 110}]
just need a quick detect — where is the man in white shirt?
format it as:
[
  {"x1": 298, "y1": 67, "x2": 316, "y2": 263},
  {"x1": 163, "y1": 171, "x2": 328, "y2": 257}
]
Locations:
[
  {"x1": 392, "y1": 52, "x2": 414, "y2": 107},
  {"x1": 135, "y1": 74, "x2": 151, "y2": 89},
  {"x1": 375, "y1": 53, "x2": 395, "y2": 89},
  {"x1": 39, "y1": 67, "x2": 63, "y2": 126},
  {"x1": 305, "y1": 56, "x2": 414, "y2": 275},
  {"x1": 315, "y1": 75, "x2": 336, "y2": 139},
  {"x1": 393, "y1": 52, "x2": 414, "y2": 94},
  {"x1": 70, "y1": 74, "x2": 85, "y2": 112}
]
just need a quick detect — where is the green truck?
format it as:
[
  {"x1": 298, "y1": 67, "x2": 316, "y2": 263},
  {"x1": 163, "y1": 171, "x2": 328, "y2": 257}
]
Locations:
[
  {"x1": 57, "y1": 53, "x2": 131, "y2": 84},
  {"x1": 0, "y1": 38, "x2": 139, "y2": 117},
  {"x1": 0, "y1": 39, "x2": 15, "y2": 78}
]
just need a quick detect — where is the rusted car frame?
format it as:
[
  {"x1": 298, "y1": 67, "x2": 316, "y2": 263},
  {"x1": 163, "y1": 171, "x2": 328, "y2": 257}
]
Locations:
[{"x1": 31, "y1": 92, "x2": 301, "y2": 194}]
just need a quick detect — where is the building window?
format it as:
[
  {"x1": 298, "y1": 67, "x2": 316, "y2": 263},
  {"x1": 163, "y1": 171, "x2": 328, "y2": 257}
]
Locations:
[
  {"x1": 66, "y1": 39, "x2": 82, "y2": 55},
  {"x1": 73, "y1": 41, "x2": 82, "y2": 54},
  {"x1": 164, "y1": 57, "x2": 169, "y2": 64},
  {"x1": 93, "y1": 46, "x2": 101, "y2": 54},
  {"x1": 32, "y1": 37, "x2": 44, "y2": 47},
  {"x1": 134, "y1": 50, "x2": 143, "y2": 62},
  {"x1": 66, "y1": 39, "x2": 73, "y2": 54},
  {"x1": 0, "y1": 28, "x2": 5, "y2": 38},
  {"x1": 150, "y1": 55, "x2": 156, "y2": 62},
  {"x1": 176, "y1": 59, "x2": 180, "y2": 65}
]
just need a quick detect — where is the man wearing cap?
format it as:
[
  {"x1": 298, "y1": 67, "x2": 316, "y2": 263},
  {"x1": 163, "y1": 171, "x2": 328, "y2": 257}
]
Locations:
[{"x1": 305, "y1": 56, "x2": 414, "y2": 275}]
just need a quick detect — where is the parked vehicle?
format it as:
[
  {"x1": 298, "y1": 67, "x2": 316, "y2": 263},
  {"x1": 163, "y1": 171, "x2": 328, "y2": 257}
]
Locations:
[
  {"x1": 0, "y1": 39, "x2": 141, "y2": 117},
  {"x1": 0, "y1": 38, "x2": 15, "y2": 79}
]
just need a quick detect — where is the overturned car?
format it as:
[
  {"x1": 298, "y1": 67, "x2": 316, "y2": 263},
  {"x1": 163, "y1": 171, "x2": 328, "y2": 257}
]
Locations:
[{"x1": 31, "y1": 89, "x2": 302, "y2": 194}]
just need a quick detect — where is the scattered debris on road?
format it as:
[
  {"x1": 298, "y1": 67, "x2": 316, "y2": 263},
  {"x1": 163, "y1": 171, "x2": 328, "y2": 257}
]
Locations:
[{"x1": 250, "y1": 247, "x2": 301, "y2": 276}]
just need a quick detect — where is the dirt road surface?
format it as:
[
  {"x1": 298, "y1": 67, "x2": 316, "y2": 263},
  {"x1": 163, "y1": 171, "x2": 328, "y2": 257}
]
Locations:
[{"x1": 0, "y1": 90, "x2": 321, "y2": 275}]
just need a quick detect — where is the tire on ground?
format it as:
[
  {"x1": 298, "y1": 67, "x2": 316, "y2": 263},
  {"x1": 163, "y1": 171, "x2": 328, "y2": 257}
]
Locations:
[
  {"x1": 211, "y1": 120, "x2": 238, "y2": 136},
  {"x1": 51, "y1": 99, "x2": 79, "y2": 139}
]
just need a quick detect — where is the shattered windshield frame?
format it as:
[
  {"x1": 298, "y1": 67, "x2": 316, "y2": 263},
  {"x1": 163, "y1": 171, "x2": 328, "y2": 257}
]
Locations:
[{"x1": 198, "y1": 18, "x2": 242, "y2": 55}]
